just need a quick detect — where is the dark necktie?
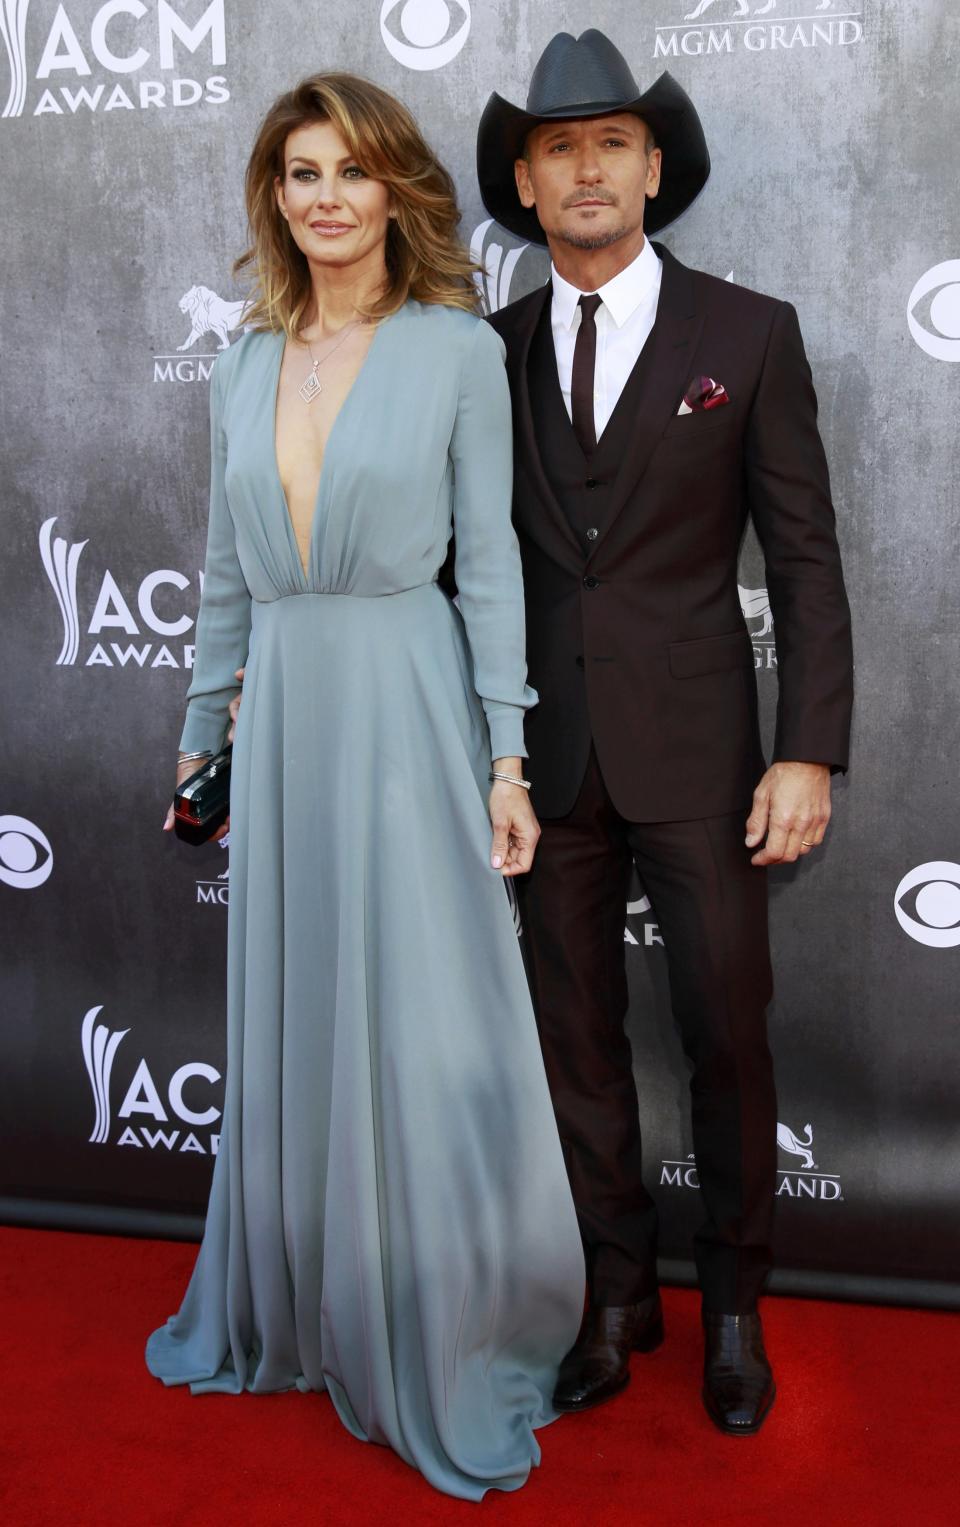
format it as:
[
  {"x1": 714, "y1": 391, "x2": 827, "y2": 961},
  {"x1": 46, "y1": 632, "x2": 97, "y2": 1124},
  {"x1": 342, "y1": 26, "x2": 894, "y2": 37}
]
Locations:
[{"x1": 571, "y1": 292, "x2": 603, "y2": 456}]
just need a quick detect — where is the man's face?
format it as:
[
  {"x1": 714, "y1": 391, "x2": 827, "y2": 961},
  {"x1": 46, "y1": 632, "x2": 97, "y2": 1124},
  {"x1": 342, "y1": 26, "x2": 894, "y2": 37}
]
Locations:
[{"x1": 514, "y1": 113, "x2": 661, "y2": 251}]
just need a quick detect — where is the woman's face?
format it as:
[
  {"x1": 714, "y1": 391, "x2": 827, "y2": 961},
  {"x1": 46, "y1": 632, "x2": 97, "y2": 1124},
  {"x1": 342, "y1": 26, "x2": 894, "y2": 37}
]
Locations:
[{"x1": 275, "y1": 119, "x2": 392, "y2": 275}]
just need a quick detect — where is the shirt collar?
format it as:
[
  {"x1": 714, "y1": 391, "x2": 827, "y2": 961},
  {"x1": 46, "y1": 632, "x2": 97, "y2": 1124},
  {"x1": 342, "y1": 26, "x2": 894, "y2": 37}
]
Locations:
[{"x1": 551, "y1": 237, "x2": 661, "y2": 332}]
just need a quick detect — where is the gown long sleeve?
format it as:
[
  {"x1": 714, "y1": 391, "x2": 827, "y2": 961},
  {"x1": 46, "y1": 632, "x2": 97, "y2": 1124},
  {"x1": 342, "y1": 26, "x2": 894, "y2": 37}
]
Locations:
[
  {"x1": 179, "y1": 356, "x2": 252, "y2": 756},
  {"x1": 449, "y1": 320, "x2": 538, "y2": 762}
]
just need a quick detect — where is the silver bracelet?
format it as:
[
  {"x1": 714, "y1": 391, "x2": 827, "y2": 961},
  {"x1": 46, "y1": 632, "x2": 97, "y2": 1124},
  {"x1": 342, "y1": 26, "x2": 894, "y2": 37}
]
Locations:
[
  {"x1": 179, "y1": 749, "x2": 212, "y2": 765},
  {"x1": 489, "y1": 771, "x2": 532, "y2": 791}
]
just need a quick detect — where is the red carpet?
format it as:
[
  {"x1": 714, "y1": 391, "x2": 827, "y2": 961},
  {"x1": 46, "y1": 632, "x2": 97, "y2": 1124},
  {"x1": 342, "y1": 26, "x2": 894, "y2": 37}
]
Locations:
[{"x1": 1, "y1": 1227, "x2": 956, "y2": 1526}]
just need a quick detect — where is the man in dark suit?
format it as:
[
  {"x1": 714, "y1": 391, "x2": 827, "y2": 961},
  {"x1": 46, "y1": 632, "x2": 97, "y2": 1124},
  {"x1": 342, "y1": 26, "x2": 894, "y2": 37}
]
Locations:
[{"x1": 477, "y1": 30, "x2": 853, "y2": 1433}]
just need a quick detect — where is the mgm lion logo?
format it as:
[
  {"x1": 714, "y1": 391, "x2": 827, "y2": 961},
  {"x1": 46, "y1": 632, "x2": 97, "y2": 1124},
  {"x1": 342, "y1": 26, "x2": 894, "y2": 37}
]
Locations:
[
  {"x1": 777, "y1": 1121, "x2": 816, "y2": 1170},
  {"x1": 177, "y1": 286, "x2": 249, "y2": 352},
  {"x1": 738, "y1": 583, "x2": 774, "y2": 638},
  {"x1": 684, "y1": 0, "x2": 832, "y2": 16}
]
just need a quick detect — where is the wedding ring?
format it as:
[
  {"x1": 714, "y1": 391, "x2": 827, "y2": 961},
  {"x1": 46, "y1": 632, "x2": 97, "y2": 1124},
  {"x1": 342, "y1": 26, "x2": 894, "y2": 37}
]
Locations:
[{"x1": 801, "y1": 840, "x2": 814, "y2": 847}]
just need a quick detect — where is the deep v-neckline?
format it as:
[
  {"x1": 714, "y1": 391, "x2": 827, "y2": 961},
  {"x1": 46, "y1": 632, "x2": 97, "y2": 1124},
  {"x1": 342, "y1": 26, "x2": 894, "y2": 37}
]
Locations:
[{"x1": 270, "y1": 311, "x2": 392, "y2": 582}]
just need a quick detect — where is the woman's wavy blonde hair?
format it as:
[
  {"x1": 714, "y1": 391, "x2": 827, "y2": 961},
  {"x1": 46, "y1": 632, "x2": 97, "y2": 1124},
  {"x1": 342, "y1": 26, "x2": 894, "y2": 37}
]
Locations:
[{"x1": 235, "y1": 73, "x2": 481, "y2": 336}]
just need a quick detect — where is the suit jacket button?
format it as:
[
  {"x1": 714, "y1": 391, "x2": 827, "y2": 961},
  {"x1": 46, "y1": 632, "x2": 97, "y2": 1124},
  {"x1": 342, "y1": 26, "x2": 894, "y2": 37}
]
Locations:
[
  {"x1": 585, "y1": 477, "x2": 599, "y2": 489},
  {"x1": 583, "y1": 574, "x2": 600, "y2": 590},
  {"x1": 586, "y1": 527, "x2": 598, "y2": 541},
  {"x1": 575, "y1": 655, "x2": 584, "y2": 668}
]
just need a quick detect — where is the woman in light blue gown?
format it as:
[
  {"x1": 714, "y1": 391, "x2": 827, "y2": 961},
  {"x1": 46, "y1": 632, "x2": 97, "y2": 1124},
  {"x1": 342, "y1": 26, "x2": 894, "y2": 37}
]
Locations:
[{"x1": 147, "y1": 73, "x2": 585, "y2": 1500}]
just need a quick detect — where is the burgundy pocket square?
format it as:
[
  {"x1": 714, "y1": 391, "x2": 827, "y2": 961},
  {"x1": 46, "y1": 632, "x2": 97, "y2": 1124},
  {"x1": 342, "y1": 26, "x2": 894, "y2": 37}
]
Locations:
[{"x1": 677, "y1": 376, "x2": 730, "y2": 415}]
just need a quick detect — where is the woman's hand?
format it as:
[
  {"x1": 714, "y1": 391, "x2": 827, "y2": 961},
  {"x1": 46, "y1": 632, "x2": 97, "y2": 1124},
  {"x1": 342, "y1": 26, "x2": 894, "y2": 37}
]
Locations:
[
  {"x1": 227, "y1": 666, "x2": 245, "y2": 742},
  {"x1": 162, "y1": 753, "x2": 230, "y2": 841},
  {"x1": 163, "y1": 666, "x2": 244, "y2": 837},
  {"x1": 489, "y1": 758, "x2": 540, "y2": 876}
]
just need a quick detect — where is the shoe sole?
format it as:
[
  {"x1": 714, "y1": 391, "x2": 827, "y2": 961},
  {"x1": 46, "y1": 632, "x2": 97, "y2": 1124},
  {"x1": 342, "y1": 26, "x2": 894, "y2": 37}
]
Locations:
[
  {"x1": 553, "y1": 1368, "x2": 631, "y2": 1413},
  {"x1": 702, "y1": 1382, "x2": 777, "y2": 1436}
]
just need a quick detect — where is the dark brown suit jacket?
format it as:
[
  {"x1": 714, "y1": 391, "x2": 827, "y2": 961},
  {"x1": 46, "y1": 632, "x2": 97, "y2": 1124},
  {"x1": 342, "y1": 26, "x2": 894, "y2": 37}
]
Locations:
[{"x1": 486, "y1": 243, "x2": 854, "y2": 822}]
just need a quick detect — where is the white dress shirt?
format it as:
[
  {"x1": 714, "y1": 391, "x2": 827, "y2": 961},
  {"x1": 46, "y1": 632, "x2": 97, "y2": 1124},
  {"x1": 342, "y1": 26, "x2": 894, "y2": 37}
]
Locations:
[{"x1": 550, "y1": 237, "x2": 663, "y2": 441}]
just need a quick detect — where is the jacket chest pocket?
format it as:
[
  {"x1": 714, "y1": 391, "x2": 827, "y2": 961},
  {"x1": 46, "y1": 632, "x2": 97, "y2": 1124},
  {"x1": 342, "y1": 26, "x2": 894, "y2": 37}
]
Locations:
[{"x1": 658, "y1": 409, "x2": 738, "y2": 451}]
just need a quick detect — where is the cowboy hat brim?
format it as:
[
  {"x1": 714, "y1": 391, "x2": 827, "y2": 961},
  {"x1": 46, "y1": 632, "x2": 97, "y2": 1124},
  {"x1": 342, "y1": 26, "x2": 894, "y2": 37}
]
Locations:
[{"x1": 477, "y1": 71, "x2": 710, "y2": 246}]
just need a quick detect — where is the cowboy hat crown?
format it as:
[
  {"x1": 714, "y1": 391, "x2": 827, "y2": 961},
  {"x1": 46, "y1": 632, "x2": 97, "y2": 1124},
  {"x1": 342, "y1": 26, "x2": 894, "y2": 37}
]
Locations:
[
  {"x1": 477, "y1": 29, "x2": 710, "y2": 246},
  {"x1": 526, "y1": 28, "x2": 643, "y2": 117}
]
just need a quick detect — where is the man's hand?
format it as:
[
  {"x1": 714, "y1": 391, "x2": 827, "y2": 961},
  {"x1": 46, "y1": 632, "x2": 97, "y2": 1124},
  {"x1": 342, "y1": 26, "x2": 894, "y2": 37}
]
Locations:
[{"x1": 746, "y1": 761, "x2": 831, "y2": 866}]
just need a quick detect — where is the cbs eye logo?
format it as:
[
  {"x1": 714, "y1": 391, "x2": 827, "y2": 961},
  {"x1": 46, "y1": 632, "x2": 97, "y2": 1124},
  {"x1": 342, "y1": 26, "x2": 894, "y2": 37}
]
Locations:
[
  {"x1": 907, "y1": 261, "x2": 960, "y2": 362},
  {"x1": 380, "y1": 0, "x2": 471, "y2": 71},
  {"x1": 894, "y1": 861, "x2": 960, "y2": 948},
  {"x1": 0, "y1": 815, "x2": 54, "y2": 890}
]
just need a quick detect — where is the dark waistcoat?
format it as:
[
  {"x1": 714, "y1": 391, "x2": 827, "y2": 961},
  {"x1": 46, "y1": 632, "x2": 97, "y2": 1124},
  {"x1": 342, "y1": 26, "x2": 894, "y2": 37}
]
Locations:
[{"x1": 527, "y1": 295, "x2": 659, "y2": 553}]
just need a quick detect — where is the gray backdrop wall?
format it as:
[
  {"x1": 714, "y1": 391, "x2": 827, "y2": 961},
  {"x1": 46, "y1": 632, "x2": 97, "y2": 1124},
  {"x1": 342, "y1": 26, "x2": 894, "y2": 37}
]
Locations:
[{"x1": 2, "y1": 0, "x2": 958, "y2": 1305}]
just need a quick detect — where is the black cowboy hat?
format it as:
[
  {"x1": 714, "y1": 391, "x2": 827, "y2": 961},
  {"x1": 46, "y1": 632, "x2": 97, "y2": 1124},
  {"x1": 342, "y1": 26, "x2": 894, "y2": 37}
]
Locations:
[{"x1": 477, "y1": 29, "x2": 710, "y2": 246}]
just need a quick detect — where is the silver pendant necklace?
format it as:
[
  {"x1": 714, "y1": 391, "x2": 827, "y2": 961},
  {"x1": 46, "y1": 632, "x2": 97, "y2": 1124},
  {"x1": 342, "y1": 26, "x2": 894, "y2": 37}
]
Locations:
[{"x1": 298, "y1": 318, "x2": 365, "y2": 403}]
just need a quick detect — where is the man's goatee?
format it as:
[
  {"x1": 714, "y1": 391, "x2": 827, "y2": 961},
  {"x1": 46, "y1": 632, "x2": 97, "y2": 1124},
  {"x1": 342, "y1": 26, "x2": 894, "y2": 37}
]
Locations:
[{"x1": 557, "y1": 225, "x2": 630, "y2": 251}]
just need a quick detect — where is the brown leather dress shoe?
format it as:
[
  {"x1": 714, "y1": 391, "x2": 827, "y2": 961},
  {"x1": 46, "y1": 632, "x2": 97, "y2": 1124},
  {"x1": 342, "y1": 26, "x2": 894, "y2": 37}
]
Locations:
[
  {"x1": 702, "y1": 1310, "x2": 776, "y2": 1435},
  {"x1": 553, "y1": 1294, "x2": 664, "y2": 1412}
]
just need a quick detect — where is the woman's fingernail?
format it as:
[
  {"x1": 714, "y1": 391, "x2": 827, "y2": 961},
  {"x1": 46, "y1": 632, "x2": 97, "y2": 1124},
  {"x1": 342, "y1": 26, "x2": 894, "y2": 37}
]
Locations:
[{"x1": 492, "y1": 855, "x2": 503, "y2": 869}]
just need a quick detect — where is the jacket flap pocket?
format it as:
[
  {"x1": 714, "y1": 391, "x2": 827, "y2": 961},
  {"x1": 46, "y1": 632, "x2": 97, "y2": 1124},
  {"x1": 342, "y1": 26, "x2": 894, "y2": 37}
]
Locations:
[{"x1": 668, "y1": 630, "x2": 753, "y2": 679}]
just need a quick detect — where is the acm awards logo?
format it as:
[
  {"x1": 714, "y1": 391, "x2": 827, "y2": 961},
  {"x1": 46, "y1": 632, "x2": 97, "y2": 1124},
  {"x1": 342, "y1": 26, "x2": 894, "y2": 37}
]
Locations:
[
  {"x1": 81, "y1": 1005, "x2": 222, "y2": 1154},
  {"x1": 662, "y1": 1119, "x2": 843, "y2": 1200},
  {"x1": 907, "y1": 261, "x2": 960, "y2": 363},
  {"x1": 894, "y1": 862, "x2": 960, "y2": 949},
  {"x1": 471, "y1": 220, "x2": 529, "y2": 317},
  {"x1": 379, "y1": 0, "x2": 470, "y2": 71},
  {"x1": 1, "y1": 0, "x2": 228, "y2": 120},
  {"x1": 652, "y1": 0, "x2": 864, "y2": 57},
  {"x1": 470, "y1": 220, "x2": 547, "y2": 316},
  {"x1": 153, "y1": 283, "x2": 251, "y2": 383},
  {"x1": 40, "y1": 516, "x2": 201, "y2": 670},
  {"x1": 0, "y1": 814, "x2": 53, "y2": 887}
]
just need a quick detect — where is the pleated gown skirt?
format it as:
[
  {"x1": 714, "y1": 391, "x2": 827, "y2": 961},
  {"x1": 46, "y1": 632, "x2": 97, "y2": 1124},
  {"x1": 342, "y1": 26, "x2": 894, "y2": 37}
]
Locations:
[{"x1": 146, "y1": 584, "x2": 586, "y2": 1500}]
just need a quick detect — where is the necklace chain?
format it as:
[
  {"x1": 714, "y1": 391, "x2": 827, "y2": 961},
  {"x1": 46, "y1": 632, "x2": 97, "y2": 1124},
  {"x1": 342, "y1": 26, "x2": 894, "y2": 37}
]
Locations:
[{"x1": 298, "y1": 318, "x2": 366, "y2": 403}]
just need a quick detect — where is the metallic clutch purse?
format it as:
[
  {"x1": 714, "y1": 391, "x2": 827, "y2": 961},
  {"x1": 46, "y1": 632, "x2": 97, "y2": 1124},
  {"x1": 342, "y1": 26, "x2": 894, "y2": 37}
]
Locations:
[{"x1": 173, "y1": 746, "x2": 232, "y2": 845}]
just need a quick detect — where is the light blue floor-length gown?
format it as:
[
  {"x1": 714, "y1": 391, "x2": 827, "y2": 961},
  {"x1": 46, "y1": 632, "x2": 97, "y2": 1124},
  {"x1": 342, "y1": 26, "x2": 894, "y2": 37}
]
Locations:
[{"x1": 145, "y1": 300, "x2": 586, "y2": 1499}]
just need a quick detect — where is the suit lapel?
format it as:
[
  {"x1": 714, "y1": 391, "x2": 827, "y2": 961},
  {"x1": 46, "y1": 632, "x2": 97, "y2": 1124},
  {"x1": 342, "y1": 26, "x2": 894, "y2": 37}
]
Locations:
[
  {"x1": 589, "y1": 244, "x2": 705, "y2": 557},
  {"x1": 497, "y1": 286, "x2": 584, "y2": 561}
]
